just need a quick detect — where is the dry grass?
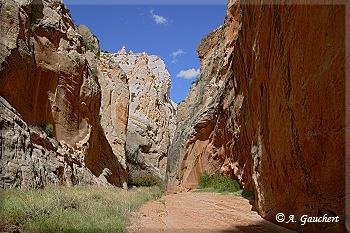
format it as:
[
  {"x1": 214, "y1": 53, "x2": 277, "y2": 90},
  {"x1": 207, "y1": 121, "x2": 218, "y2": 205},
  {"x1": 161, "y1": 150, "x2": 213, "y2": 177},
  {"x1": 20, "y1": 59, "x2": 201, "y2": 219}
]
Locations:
[{"x1": 0, "y1": 185, "x2": 163, "y2": 233}]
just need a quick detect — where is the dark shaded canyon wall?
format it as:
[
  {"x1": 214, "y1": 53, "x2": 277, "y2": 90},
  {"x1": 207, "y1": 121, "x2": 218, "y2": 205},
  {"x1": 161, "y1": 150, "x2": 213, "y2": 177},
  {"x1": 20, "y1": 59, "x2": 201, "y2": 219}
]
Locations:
[
  {"x1": 0, "y1": 0, "x2": 127, "y2": 188},
  {"x1": 167, "y1": 1, "x2": 346, "y2": 232},
  {"x1": 234, "y1": 1, "x2": 346, "y2": 232}
]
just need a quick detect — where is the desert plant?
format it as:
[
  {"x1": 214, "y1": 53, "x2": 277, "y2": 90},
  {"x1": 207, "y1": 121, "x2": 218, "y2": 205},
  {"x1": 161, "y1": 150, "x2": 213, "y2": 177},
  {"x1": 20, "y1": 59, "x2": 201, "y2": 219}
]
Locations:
[
  {"x1": 198, "y1": 170, "x2": 212, "y2": 188},
  {"x1": 241, "y1": 189, "x2": 255, "y2": 200},
  {"x1": 30, "y1": 23, "x2": 38, "y2": 31},
  {"x1": 130, "y1": 92, "x2": 136, "y2": 102},
  {"x1": 198, "y1": 171, "x2": 241, "y2": 193},
  {"x1": 191, "y1": 75, "x2": 201, "y2": 85},
  {"x1": 44, "y1": 123, "x2": 54, "y2": 137},
  {"x1": 81, "y1": 35, "x2": 100, "y2": 57},
  {"x1": 128, "y1": 173, "x2": 163, "y2": 188},
  {"x1": 0, "y1": 185, "x2": 163, "y2": 233}
]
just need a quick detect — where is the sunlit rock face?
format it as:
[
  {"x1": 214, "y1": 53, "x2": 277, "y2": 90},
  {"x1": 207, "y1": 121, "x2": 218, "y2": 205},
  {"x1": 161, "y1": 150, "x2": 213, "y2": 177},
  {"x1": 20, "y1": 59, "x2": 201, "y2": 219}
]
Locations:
[
  {"x1": 166, "y1": 0, "x2": 242, "y2": 192},
  {"x1": 166, "y1": 0, "x2": 346, "y2": 232},
  {"x1": 98, "y1": 52, "x2": 130, "y2": 182},
  {"x1": 0, "y1": 0, "x2": 127, "y2": 188},
  {"x1": 112, "y1": 47, "x2": 177, "y2": 180}
]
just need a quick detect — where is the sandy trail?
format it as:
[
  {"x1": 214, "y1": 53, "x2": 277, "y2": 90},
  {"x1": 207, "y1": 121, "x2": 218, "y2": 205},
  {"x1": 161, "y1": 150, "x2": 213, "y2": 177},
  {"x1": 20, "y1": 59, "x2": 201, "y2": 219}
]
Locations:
[{"x1": 127, "y1": 191, "x2": 296, "y2": 233}]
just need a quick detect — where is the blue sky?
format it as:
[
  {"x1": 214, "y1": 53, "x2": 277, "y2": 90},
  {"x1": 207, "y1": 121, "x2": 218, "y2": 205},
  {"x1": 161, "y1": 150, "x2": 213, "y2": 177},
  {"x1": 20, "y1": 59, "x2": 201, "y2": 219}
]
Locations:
[{"x1": 66, "y1": 2, "x2": 227, "y2": 103}]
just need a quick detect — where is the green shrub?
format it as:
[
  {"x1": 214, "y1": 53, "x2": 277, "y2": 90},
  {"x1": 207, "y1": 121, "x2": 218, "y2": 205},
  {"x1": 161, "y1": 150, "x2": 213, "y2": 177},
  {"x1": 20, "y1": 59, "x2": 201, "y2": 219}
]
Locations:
[
  {"x1": 82, "y1": 35, "x2": 100, "y2": 57},
  {"x1": 242, "y1": 189, "x2": 255, "y2": 200},
  {"x1": 128, "y1": 173, "x2": 163, "y2": 188},
  {"x1": 44, "y1": 123, "x2": 54, "y2": 137},
  {"x1": 30, "y1": 23, "x2": 38, "y2": 31},
  {"x1": 198, "y1": 171, "x2": 241, "y2": 193},
  {"x1": 198, "y1": 170, "x2": 212, "y2": 188},
  {"x1": 191, "y1": 75, "x2": 201, "y2": 85},
  {"x1": 130, "y1": 92, "x2": 136, "y2": 102}
]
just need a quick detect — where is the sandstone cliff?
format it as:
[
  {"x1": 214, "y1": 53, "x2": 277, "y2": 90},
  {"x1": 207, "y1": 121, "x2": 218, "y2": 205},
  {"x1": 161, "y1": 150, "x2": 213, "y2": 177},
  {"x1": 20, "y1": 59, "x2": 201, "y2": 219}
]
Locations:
[
  {"x1": 98, "y1": 52, "x2": 130, "y2": 188},
  {"x1": 167, "y1": 0, "x2": 242, "y2": 192},
  {"x1": 113, "y1": 47, "x2": 177, "y2": 180},
  {"x1": 167, "y1": 1, "x2": 346, "y2": 232},
  {"x1": 0, "y1": 0, "x2": 127, "y2": 188}
]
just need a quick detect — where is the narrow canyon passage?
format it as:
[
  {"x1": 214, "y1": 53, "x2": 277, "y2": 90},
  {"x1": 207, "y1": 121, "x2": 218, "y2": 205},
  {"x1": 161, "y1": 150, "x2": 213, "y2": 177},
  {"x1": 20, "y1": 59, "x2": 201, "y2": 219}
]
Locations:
[{"x1": 127, "y1": 192, "x2": 296, "y2": 233}]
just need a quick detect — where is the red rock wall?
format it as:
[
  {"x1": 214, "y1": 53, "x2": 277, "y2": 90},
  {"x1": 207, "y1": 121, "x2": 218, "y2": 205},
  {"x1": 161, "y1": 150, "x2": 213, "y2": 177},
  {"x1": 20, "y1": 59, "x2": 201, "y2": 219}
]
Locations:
[
  {"x1": 166, "y1": 2, "x2": 243, "y2": 192},
  {"x1": 167, "y1": 1, "x2": 347, "y2": 232},
  {"x1": 233, "y1": 2, "x2": 346, "y2": 232},
  {"x1": 0, "y1": 0, "x2": 127, "y2": 187}
]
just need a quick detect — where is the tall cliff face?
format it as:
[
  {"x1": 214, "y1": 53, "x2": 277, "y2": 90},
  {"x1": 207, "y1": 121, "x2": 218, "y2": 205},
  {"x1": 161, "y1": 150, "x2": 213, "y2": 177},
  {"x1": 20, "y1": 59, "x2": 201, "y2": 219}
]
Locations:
[
  {"x1": 0, "y1": 0, "x2": 127, "y2": 188},
  {"x1": 233, "y1": 2, "x2": 346, "y2": 232},
  {"x1": 167, "y1": 0, "x2": 242, "y2": 192},
  {"x1": 113, "y1": 47, "x2": 177, "y2": 180},
  {"x1": 98, "y1": 53, "x2": 129, "y2": 179},
  {"x1": 167, "y1": 1, "x2": 346, "y2": 232}
]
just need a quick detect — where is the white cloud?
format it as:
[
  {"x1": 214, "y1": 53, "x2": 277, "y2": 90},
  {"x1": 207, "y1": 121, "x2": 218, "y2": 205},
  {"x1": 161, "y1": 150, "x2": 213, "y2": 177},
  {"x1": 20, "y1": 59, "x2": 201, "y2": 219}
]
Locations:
[
  {"x1": 171, "y1": 49, "x2": 185, "y2": 63},
  {"x1": 176, "y1": 68, "x2": 200, "y2": 79},
  {"x1": 171, "y1": 49, "x2": 185, "y2": 58},
  {"x1": 150, "y1": 9, "x2": 168, "y2": 25}
]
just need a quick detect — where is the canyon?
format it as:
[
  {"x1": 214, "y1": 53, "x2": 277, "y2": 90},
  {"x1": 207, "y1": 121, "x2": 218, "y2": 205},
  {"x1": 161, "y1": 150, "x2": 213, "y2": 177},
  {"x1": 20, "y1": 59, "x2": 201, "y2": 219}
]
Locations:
[
  {"x1": 166, "y1": 0, "x2": 347, "y2": 232},
  {"x1": 0, "y1": 0, "x2": 347, "y2": 232},
  {"x1": 0, "y1": 0, "x2": 174, "y2": 188}
]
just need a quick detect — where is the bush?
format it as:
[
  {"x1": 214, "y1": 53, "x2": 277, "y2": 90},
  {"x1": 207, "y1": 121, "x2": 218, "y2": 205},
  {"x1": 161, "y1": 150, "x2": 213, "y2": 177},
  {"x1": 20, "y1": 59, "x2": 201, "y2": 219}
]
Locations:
[
  {"x1": 130, "y1": 92, "x2": 136, "y2": 102},
  {"x1": 82, "y1": 35, "x2": 100, "y2": 57},
  {"x1": 198, "y1": 171, "x2": 241, "y2": 193},
  {"x1": 44, "y1": 123, "x2": 54, "y2": 137},
  {"x1": 30, "y1": 23, "x2": 38, "y2": 31},
  {"x1": 128, "y1": 173, "x2": 163, "y2": 188},
  {"x1": 242, "y1": 189, "x2": 255, "y2": 200},
  {"x1": 198, "y1": 170, "x2": 212, "y2": 188}
]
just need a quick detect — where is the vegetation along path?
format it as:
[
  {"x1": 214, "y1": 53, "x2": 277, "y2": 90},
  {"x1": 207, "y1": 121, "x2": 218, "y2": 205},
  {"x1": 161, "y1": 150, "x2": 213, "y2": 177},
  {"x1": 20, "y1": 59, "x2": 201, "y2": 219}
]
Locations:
[{"x1": 127, "y1": 191, "x2": 296, "y2": 233}]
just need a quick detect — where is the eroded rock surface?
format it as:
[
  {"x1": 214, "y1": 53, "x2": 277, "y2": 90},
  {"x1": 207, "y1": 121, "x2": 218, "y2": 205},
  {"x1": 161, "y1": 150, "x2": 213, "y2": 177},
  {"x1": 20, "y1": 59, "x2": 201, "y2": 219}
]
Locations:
[
  {"x1": 113, "y1": 47, "x2": 177, "y2": 180},
  {"x1": 98, "y1": 52, "x2": 130, "y2": 186},
  {"x1": 0, "y1": 0, "x2": 127, "y2": 188},
  {"x1": 167, "y1": 1, "x2": 346, "y2": 232},
  {"x1": 0, "y1": 96, "x2": 106, "y2": 188},
  {"x1": 167, "y1": 0, "x2": 242, "y2": 192}
]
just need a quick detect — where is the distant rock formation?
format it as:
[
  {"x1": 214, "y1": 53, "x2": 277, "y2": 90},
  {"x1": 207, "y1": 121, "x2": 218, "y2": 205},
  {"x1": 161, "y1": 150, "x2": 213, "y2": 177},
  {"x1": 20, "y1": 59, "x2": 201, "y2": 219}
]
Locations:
[
  {"x1": 166, "y1": 0, "x2": 346, "y2": 232},
  {"x1": 0, "y1": 0, "x2": 127, "y2": 188},
  {"x1": 112, "y1": 47, "x2": 177, "y2": 180}
]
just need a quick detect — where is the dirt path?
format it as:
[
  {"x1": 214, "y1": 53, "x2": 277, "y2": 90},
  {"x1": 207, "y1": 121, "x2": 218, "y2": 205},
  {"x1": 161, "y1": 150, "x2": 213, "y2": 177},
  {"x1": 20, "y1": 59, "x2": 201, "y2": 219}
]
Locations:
[{"x1": 127, "y1": 191, "x2": 296, "y2": 233}]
